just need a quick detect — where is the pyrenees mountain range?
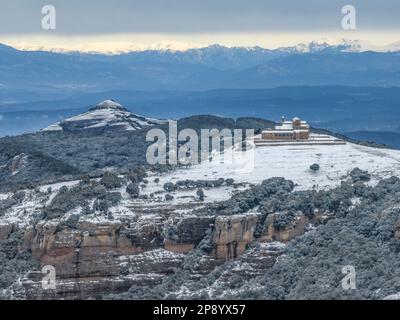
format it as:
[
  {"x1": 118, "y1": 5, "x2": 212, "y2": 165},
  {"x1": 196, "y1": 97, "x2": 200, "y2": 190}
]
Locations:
[{"x1": 1, "y1": 39, "x2": 400, "y2": 96}]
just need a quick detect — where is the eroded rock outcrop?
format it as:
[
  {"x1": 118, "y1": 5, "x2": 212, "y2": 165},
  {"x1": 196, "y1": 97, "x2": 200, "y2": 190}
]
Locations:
[
  {"x1": 164, "y1": 216, "x2": 214, "y2": 253},
  {"x1": 395, "y1": 220, "x2": 400, "y2": 240},
  {"x1": 211, "y1": 211, "x2": 310, "y2": 261},
  {"x1": 26, "y1": 221, "x2": 128, "y2": 279},
  {"x1": 0, "y1": 223, "x2": 14, "y2": 240},
  {"x1": 15, "y1": 214, "x2": 215, "y2": 299},
  {"x1": 213, "y1": 214, "x2": 259, "y2": 260},
  {"x1": 260, "y1": 212, "x2": 309, "y2": 242}
]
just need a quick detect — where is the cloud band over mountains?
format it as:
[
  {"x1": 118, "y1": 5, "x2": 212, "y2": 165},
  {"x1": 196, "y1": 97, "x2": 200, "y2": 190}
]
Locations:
[{"x1": 1, "y1": 0, "x2": 400, "y2": 35}]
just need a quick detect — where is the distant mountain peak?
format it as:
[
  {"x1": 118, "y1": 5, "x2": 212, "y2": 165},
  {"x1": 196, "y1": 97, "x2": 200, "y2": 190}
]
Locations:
[
  {"x1": 278, "y1": 38, "x2": 380, "y2": 54},
  {"x1": 42, "y1": 99, "x2": 166, "y2": 133},
  {"x1": 91, "y1": 99, "x2": 125, "y2": 111}
]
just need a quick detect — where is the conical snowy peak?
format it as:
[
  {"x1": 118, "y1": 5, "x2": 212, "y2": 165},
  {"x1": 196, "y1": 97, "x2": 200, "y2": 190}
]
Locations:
[
  {"x1": 92, "y1": 100, "x2": 125, "y2": 110},
  {"x1": 42, "y1": 100, "x2": 166, "y2": 133}
]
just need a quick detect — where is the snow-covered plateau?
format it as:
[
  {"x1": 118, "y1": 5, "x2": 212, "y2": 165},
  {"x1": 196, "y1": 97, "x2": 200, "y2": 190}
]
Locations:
[{"x1": 142, "y1": 136, "x2": 400, "y2": 200}]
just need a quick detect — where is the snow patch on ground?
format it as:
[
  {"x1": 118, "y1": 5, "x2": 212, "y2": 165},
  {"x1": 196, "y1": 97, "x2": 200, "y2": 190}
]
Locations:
[
  {"x1": 140, "y1": 139, "x2": 400, "y2": 205},
  {"x1": 384, "y1": 292, "x2": 400, "y2": 300}
]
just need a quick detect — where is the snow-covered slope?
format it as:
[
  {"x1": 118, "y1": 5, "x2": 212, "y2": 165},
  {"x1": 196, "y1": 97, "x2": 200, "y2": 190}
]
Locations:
[
  {"x1": 42, "y1": 100, "x2": 167, "y2": 132},
  {"x1": 2, "y1": 134, "x2": 400, "y2": 228},
  {"x1": 142, "y1": 135, "x2": 400, "y2": 203}
]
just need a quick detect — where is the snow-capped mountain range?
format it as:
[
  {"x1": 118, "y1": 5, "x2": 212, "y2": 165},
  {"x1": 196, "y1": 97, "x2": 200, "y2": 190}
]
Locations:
[
  {"x1": 2, "y1": 38, "x2": 400, "y2": 109},
  {"x1": 43, "y1": 100, "x2": 167, "y2": 132},
  {"x1": 8, "y1": 38, "x2": 400, "y2": 54}
]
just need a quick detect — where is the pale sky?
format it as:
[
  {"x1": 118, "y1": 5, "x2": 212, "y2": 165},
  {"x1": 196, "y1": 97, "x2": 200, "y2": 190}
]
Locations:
[{"x1": 1, "y1": 0, "x2": 399, "y2": 51}]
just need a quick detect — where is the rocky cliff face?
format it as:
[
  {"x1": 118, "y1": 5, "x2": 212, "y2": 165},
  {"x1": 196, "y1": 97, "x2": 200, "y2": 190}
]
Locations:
[
  {"x1": 213, "y1": 214, "x2": 259, "y2": 260},
  {"x1": 212, "y1": 212, "x2": 311, "y2": 261},
  {"x1": 260, "y1": 212, "x2": 309, "y2": 242},
  {"x1": 3, "y1": 211, "x2": 210, "y2": 299},
  {"x1": 395, "y1": 220, "x2": 400, "y2": 240},
  {"x1": 8, "y1": 208, "x2": 312, "y2": 299},
  {"x1": 0, "y1": 223, "x2": 14, "y2": 240}
]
